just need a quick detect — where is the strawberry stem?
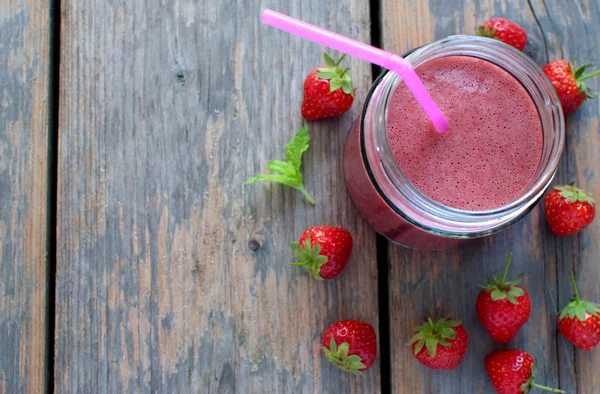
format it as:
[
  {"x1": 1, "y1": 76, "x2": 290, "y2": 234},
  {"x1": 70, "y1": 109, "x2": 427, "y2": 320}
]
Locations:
[
  {"x1": 501, "y1": 253, "x2": 513, "y2": 287},
  {"x1": 531, "y1": 382, "x2": 565, "y2": 393},
  {"x1": 570, "y1": 272, "x2": 580, "y2": 302},
  {"x1": 579, "y1": 68, "x2": 600, "y2": 82}
]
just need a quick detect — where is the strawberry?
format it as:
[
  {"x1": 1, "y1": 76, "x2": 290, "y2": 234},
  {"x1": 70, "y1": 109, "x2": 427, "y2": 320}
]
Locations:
[
  {"x1": 557, "y1": 273, "x2": 600, "y2": 351},
  {"x1": 409, "y1": 317, "x2": 468, "y2": 370},
  {"x1": 543, "y1": 60, "x2": 599, "y2": 114},
  {"x1": 290, "y1": 226, "x2": 353, "y2": 280},
  {"x1": 543, "y1": 184, "x2": 595, "y2": 236},
  {"x1": 485, "y1": 350, "x2": 564, "y2": 393},
  {"x1": 476, "y1": 253, "x2": 531, "y2": 343},
  {"x1": 321, "y1": 320, "x2": 377, "y2": 374},
  {"x1": 301, "y1": 53, "x2": 355, "y2": 120},
  {"x1": 477, "y1": 18, "x2": 528, "y2": 51}
]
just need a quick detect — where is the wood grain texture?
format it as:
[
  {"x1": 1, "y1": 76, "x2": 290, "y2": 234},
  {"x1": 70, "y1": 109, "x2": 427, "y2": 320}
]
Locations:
[
  {"x1": 0, "y1": 0, "x2": 51, "y2": 393},
  {"x1": 55, "y1": 0, "x2": 379, "y2": 392},
  {"x1": 382, "y1": 0, "x2": 599, "y2": 392},
  {"x1": 527, "y1": 1, "x2": 600, "y2": 393}
]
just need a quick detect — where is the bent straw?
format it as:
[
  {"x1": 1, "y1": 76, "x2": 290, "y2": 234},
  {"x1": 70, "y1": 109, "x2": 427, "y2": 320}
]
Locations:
[{"x1": 261, "y1": 9, "x2": 449, "y2": 132}]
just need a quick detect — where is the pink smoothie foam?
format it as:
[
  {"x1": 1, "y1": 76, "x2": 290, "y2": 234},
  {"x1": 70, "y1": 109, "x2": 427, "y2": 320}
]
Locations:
[{"x1": 387, "y1": 56, "x2": 543, "y2": 211}]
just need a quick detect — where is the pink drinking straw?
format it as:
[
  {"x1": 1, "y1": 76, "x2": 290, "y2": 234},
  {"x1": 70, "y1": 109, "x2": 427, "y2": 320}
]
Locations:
[{"x1": 261, "y1": 9, "x2": 449, "y2": 132}]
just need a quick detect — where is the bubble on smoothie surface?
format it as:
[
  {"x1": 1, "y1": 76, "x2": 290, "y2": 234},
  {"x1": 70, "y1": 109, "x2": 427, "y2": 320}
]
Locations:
[{"x1": 387, "y1": 56, "x2": 543, "y2": 211}]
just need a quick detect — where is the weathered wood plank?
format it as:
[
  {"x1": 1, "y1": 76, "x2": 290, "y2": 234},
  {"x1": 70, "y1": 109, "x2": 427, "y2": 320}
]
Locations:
[
  {"x1": 55, "y1": 0, "x2": 379, "y2": 392},
  {"x1": 526, "y1": 1, "x2": 600, "y2": 393},
  {"x1": 0, "y1": 1, "x2": 51, "y2": 393},
  {"x1": 382, "y1": 0, "x2": 599, "y2": 392}
]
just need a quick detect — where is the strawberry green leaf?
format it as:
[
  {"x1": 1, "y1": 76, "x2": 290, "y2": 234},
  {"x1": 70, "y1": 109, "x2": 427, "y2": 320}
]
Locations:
[
  {"x1": 425, "y1": 337, "x2": 437, "y2": 359},
  {"x1": 443, "y1": 320, "x2": 461, "y2": 328},
  {"x1": 322, "y1": 338, "x2": 365, "y2": 375},
  {"x1": 411, "y1": 317, "x2": 461, "y2": 359},
  {"x1": 289, "y1": 235, "x2": 328, "y2": 279},
  {"x1": 409, "y1": 331, "x2": 426, "y2": 343},
  {"x1": 491, "y1": 289, "x2": 506, "y2": 301},
  {"x1": 317, "y1": 69, "x2": 339, "y2": 79},
  {"x1": 338, "y1": 342, "x2": 349, "y2": 355},
  {"x1": 313, "y1": 55, "x2": 354, "y2": 97},
  {"x1": 440, "y1": 328, "x2": 456, "y2": 339},
  {"x1": 247, "y1": 126, "x2": 315, "y2": 204},
  {"x1": 329, "y1": 78, "x2": 343, "y2": 92},
  {"x1": 414, "y1": 338, "x2": 426, "y2": 355},
  {"x1": 555, "y1": 185, "x2": 595, "y2": 204},
  {"x1": 323, "y1": 53, "x2": 336, "y2": 67},
  {"x1": 342, "y1": 80, "x2": 353, "y2": 95},
  {"x1": 573, "y1": 63, "x2": 592, "y2": 79},
  {"x1": 585, "y1": 302, "x2": 600, "y2": 315},
  {"x1": 575, "y1": 305, "x2": 586, "y2": 321},
  {"x1": 476, "y1": 25, "x2": 497, "y2": 39},
  {"x1": 505, "y1": 274, "x2": 524, "y2": 287}
]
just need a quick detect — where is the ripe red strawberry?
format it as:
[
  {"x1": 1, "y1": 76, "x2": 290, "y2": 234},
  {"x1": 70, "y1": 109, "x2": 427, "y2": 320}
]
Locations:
[
  {"x1": 543, "y1": 60, "x2": 599, "y2": 114},
  {"x1": 485, "y1": 350, "x2": 564, "y2": 394},
  {"x1": 409, "y1": 317, "x2": 468, "y2": 370},
  {"x1": 301, "y1": 53, "x2": 355, "y2": 120},
  {"x1": 290, "y1": 226, "x2": 353, "y2": 280},
  {"x1": 557, "y1": 273, "x2": 600, "y2": 351},
  {"x1": 477, "y1": 18, "x2": 528, "y2": 51},
  {"x1": 321, "y1": 320, "x2": 377, "y2": 374},
  {"x1": 544, "y1": 184, "x2": 595, "y2": 236},
  {"x1": 476, "y1": 253, "x2": 531, "y2": 343}
]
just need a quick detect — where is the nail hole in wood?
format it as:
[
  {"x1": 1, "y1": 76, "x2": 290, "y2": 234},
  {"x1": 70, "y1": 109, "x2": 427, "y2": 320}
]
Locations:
[{"x1": 248, "y1": 239, "x2": 261, "y2": 251}]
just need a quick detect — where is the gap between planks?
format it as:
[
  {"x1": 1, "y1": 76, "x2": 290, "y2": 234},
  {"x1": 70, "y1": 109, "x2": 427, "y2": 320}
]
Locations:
[{"x1": 45, "y1": 0, "x2": 61, "y2": 392}]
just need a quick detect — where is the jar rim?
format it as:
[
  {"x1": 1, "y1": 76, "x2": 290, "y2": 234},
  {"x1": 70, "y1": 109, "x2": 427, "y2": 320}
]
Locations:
[{"x1": 360, "y1": 35, "x2": 565, "y2": 237}]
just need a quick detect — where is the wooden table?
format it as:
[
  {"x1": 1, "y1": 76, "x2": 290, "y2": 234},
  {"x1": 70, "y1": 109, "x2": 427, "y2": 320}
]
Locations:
[{"x1": 1, "y1": 0, "x2": 599, "y2": 392}]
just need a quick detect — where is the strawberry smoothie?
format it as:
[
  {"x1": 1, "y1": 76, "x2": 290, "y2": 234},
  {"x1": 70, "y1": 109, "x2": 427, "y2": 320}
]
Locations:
[
  {"x1": 387, "y1": 55, "x2": 543, "y2": 211},
  {"x1": 342, "y1": 39, "x2": 565, "y2": 250}
]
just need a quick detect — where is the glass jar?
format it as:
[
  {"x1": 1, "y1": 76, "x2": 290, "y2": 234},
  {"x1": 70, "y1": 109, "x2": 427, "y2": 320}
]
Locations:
[{"x1": 343, "y1": 35, "x2": 565, "y2": 250}]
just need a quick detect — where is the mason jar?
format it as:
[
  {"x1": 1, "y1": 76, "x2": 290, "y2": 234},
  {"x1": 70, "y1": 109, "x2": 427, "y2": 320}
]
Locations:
[{"x1": 343, "y1": 35, "x2": 565, "y2": 250}]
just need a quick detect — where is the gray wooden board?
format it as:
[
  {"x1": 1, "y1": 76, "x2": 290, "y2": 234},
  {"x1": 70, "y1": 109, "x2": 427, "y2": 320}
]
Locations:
[
  {"x1": 382, "y1": 0, "x2": 600, "y2": 393},
  {"x1": 55, "y1": 0, "x2": 380, "y2": 392},
  {"x1": 0, "y1": 1, "x2": 51, "y2": 393}
]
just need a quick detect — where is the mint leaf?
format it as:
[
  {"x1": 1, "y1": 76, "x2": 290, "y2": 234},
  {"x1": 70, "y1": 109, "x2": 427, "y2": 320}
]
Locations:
[
  {"x1": 285, "y1": 126, "x2": 310, "y2": 172},
  {"x1": 268, "y1": 160, "x2": 295, "y2": 175},
  {"x1": 245, "y1": 174, "x2": 300, "y2": 188},
  {"x1": 247, "y1": 127, "x2": 315, "y2": 204}
]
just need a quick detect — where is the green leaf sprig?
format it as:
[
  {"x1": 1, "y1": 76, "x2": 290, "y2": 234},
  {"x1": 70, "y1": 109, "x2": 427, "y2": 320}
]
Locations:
[{"x1": 246, "y1": 126, "x2": 315, "y2": 204}]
